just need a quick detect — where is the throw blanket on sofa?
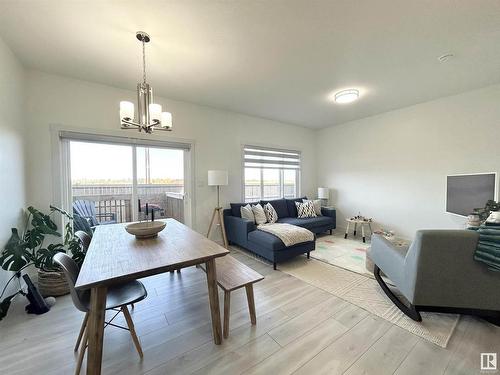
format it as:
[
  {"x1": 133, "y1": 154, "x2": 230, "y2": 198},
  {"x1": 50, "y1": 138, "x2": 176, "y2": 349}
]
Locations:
[
  {"x1": 258, "y1": 223, "x2": 314, "y2": 247},
  {"x1": 469, "y1": 224, "x2": 500, "y2": 271}
]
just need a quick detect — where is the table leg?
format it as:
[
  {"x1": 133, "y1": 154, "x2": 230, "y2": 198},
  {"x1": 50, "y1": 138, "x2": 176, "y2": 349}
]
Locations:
[
  {"x1": 205, "y1": 259, "x2": 222, "y2": 344},
  {"x1": 344, "y1": 222, "x2": 350, "y2": 239},
  {"x1": 86, "y1": 286, "x2": 107, "y2": 375},
  {"x1": 354, "y1": 222, "x2": 357, "y2": 236},
  {"x1": 368, "y1": 223, "x2": 373, "y2": 235},
  {"x1": 362, "y1": 224, "x2": 366, "y2": 243}
]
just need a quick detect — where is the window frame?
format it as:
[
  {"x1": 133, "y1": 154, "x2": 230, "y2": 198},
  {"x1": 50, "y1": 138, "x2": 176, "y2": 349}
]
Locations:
[{"x1": 242, "y1": 144, "x2": 301, "y2": 202}]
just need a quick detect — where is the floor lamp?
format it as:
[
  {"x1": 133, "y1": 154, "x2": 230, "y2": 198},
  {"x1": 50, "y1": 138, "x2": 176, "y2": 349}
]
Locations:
[{"x1": 207, "y1": 170, "x2": 229, "y2": 248}]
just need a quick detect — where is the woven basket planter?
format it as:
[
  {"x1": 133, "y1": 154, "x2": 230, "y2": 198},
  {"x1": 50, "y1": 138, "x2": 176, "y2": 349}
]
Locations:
[{"x1": 37, "y1": 269, "x2": 70, "y2": 297}]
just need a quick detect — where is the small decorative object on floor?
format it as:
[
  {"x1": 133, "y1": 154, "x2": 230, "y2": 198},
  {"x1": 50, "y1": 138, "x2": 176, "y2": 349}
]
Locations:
[
  {"x1": 345, "y1": 216, "x2": 373, "y2": 243},
  {"x1": 23, "y1": 274, "x2": 50, "y2": 315}
]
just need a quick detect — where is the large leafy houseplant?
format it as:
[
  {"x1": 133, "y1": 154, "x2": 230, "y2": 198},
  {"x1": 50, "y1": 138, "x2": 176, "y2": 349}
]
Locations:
[{"x1": 0, "y1": 205, "x2": 86, "y2": 320}]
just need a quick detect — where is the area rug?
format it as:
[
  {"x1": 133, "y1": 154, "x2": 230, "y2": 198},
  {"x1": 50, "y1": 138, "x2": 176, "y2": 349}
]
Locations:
[
  {"x1": 279, "y1": 257, "x2": 460, "y2": 348},
  {"x1": 314, "y1": 233, "x2": 371, "y2": 276}
]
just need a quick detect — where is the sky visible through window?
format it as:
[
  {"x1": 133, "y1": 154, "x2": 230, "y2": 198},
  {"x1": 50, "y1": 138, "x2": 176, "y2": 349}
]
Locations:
[{"x1": 70, "y1": 141, "x2": 184, "y2": 185}]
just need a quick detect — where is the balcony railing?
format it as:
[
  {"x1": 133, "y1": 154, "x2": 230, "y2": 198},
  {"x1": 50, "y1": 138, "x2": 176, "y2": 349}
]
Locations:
[
  {"x1": 244, "y1": 184, "x2": 297, "y2": 201},
  {"x1": 72, "y1": 184, "x2": 184, "y2": 224}
]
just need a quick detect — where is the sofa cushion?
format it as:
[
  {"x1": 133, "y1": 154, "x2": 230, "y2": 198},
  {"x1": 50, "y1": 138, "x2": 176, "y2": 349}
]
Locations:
[
  {"x1": 278, "y1": 216, "x2": 333, "y2": 230},
  {"x1": 240, "y1": 204, "x2": 255, "y2": 222},
  {"x1": 263, "y1": 203, "x2": 278, "y2": 223},
  {"x1": 295, "y1": 201, "x2": 317, "y2": 218},
  {"x1": 285, "y1": 197, "x2": 307, "y2": 218},
  {"x1": 248, "y1": 229, "x2": 287, "y2": 251},
  {"x1": 260, "y1": 199, "x2": 289, "y2": 218},
  {"x1": 252, "y1": 203, "x2": 267, "y2": 225},
  {"x1": 230, "y1": 202, "x2": 257, "y2": 217}
]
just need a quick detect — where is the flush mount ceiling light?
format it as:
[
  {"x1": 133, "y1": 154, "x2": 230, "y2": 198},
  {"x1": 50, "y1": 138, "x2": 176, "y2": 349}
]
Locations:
[
  {"x1": 438, "y1": 53, "x2": 454, "y2": 63},
  {"x1": 120, "y1": 31, "x2": 172, "y2": 133},
  {"x1": 334, "y1": 89, "x2": 360, "y2": 104}
]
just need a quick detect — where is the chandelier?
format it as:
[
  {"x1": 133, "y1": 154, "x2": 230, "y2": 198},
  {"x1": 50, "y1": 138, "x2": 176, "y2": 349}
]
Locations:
[{"x1": 120, "y1": 31, "x2": 172, "y2": 133}]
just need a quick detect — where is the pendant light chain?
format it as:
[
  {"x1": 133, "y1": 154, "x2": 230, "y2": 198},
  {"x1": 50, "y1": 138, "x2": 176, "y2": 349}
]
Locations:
[{"x1": 142, "y1": 37, "x2": 147, "y2": 85}]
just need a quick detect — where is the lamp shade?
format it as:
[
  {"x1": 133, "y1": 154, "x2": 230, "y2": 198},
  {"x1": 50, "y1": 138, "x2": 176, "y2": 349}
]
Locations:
[
  {"x1": 149, "y1": 103, "x2": 162, "y2": 122},
  {"x1": 208, "y1": 170, "x2": 228, "y2": 186},
  {"x1": 161, "y1": 112, "x2": 172, "y2": 129},
  {"x1": 120, "y1": 101, "x2": 134, "y2": 120},
  {"x1": 318, "y1": 187, "x2": 329, "y2": 199}
]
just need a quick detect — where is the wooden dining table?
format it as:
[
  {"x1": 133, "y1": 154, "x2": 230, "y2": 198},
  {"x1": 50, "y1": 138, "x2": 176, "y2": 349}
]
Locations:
[{"x1": 75, "y1": 219, "x2": 230, "y2": 375}]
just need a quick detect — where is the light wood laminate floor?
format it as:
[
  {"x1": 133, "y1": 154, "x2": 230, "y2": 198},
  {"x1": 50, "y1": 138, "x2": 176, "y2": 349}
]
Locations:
[{"x1": 1, "y1": 248, "x2": 499, "y2": 375}]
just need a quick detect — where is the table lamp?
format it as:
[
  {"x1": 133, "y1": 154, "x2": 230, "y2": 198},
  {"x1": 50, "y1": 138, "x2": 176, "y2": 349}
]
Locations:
[
  {"x1": 318, "y1": 187, "x2": 329, "y2": 207},
  {"x1": 207, "y1": 170, "x2": 229, "y2": 248}
]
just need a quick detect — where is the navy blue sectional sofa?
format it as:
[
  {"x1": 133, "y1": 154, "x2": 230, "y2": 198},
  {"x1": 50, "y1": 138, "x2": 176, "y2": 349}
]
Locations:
[{"x1": 223, "y1": 197, "x2": 336, "y2": 269}]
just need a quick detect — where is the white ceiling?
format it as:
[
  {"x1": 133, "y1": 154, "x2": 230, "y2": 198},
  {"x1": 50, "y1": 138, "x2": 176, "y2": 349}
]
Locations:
[{"x1": 1, "y1": 0, "x2": 500, "y2": 128}]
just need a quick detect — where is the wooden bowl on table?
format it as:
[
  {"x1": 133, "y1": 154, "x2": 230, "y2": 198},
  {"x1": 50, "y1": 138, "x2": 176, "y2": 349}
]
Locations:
[{"x1": 125, "y1": 221, "x2": 166, "y2": 239}]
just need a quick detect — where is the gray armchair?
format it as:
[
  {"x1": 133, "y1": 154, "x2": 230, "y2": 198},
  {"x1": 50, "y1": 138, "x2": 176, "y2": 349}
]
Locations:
[{"x1": 369, "y1": 230, "x2": 500, "y2": 321}]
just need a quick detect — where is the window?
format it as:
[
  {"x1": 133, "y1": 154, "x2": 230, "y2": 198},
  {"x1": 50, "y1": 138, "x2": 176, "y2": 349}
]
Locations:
[
  {"x1": 243, "y1": 145, "x2": 300, "y2": 202},
  {"x1": 59, "y1": 130, "x2": 192, "y2": 226}
]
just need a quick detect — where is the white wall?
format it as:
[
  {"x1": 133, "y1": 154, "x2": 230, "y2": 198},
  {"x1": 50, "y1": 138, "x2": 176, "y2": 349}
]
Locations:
[
  {"x1": 0, "y1": 37, "x2": 26, "y2": 293},
  {"x1": 24, "y1": 70, "x2": 317, "y2": 234},
  {"x1": 317, "y1": 84, "x2": 500, "y2": 239}
]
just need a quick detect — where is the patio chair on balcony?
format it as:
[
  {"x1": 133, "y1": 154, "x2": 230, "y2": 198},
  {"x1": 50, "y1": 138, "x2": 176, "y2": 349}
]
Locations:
[{"x1": 73, "y1": 200, "x2": 117, "y2": 230}]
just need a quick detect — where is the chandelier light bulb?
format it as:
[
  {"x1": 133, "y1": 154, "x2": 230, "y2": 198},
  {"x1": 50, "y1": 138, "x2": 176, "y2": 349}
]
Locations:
[
  {"x1": 161, "y1": 112, "x2": 172, "y2": 128},
  {"x1": 149, "y1": 103, "x2": 162, "y2": 122},
  {"x1": 120, "y1": 101, "x2": 134, "y2": 121}
]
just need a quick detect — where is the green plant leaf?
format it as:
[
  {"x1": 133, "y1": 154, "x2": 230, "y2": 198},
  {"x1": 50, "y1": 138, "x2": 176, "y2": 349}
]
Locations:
[
  {"x1": 28, "y1": 206, "x2": 60, "y2": 237},
  {"x1": 0, "y1": 229, "x2": 31, "y2": 271},
  {"x1": 24, "y1": 228, "x2": 44, "y2": 249},
  {"x1": 69, "y1": 236, "x2": 86, "y2": 268},
  {"x1": 36, "y1": 244, "x2": 66, "y2": 271}
]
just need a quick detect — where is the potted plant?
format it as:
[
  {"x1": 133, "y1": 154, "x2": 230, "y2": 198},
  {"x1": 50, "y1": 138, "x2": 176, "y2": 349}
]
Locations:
[{"x1": 0, "y1": 205, "x2": 85, "y2": 320}]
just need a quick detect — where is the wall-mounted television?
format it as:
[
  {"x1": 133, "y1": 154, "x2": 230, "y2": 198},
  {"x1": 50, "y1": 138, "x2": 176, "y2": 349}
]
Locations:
[{"x1": 446, "y1": 173, "x2": 497, "y2": 217}]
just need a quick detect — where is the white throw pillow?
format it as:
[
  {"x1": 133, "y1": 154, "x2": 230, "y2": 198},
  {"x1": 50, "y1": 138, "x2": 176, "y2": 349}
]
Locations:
[
  {"x1": 240, "y1": 204, "x2": 255, "y2": 223},
  {"x1": 295, "y1": 201, "x2": 317, "y2": 218},
  {"x1": 303, "y1": 199, "x2": 322, "y2": 216},
  {"x1": 252, "y1": 203, "x2": 267, "y2": 225},
  {"x1": 264, "y1": 203, "x2": 278, "y2": 223}
]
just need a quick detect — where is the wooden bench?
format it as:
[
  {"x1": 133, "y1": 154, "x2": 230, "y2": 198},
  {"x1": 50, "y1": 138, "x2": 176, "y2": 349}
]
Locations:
[{"x1": 200, "y1": 255, "x2": 264, "y2": 338}]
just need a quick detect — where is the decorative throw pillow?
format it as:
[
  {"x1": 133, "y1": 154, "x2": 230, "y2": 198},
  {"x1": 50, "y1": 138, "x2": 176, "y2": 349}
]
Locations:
[
  {"x1": 303, "y1": 199, "x2": 322, "y2": 216},
  {"x1": 264, "y1": 203, "x2": 278, "y2": 223},
  {"x1": 295, "y1": 201, "x2": 317, "y2": 218},
  {"x1": 252, "y1": 203, "x2": 267, "y2": 225},
  {"x1": 240, "y1": 204, "x2": 255, "y2": 223}
]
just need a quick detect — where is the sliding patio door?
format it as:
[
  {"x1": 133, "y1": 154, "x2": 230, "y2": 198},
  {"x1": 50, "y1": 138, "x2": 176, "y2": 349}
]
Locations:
[{"x1": 62, "y1": 134, "x2": 191, "y2": 226}]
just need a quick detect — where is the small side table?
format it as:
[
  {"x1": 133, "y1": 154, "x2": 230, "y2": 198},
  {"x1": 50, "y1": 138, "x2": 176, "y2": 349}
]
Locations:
[{"x1": 345, "y1": 219, "x2": 373, "y2": 243}]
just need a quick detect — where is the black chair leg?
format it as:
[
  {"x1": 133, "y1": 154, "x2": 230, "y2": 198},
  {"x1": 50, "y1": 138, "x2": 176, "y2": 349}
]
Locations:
[
  {"x1": 273, "y1": 262, "x2": 277, "y2": 270},
  {"x1": 373, "y1": 265, "x2": 422, "y2": 322},
  {"x1": 329, "y1": 229, "x2": 333, "y2": 235},
  {"x1": 307, "y1": 251, "x2": 310, "y2": 259}
]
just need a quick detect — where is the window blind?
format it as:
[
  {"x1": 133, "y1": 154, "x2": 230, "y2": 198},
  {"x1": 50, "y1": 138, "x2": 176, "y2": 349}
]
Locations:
[{"x1": 243, "y1": 145, "x2": 300, "y2": 170}]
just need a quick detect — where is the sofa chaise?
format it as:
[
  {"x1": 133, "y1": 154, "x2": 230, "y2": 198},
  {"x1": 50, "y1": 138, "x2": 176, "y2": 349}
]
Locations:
[{"x1": 223, "y1": 197, "x2": 336, "y2": 269}]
